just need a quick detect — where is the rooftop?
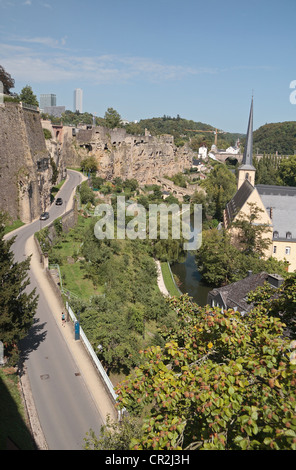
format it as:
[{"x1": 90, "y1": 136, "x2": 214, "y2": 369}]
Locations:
[
  {"x1": 224, "y1": 178, "x2": 254, "y2": 225},
  {"x1": 257, "y1": 184, "x2": 296, "y2": 240},
  {"x1": 207, "y1": 272, "x2": 284, "y2": 314}
]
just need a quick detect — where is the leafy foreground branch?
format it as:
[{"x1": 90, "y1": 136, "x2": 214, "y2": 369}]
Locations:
[{"x1": 86, "y1": 280, "x2": 296, "y2": 450}]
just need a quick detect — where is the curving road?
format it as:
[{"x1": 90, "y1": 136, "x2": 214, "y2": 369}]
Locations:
[{"x1": 7, "y1": 170, "x2": 104, "y2": 450}]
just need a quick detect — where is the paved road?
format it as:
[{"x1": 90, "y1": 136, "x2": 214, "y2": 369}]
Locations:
[{"x1": 8, "y1": 170, "x2": 104, "y2": 450}]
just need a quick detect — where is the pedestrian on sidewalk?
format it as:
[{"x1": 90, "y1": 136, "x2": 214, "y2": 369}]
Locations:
[{"x1": 61, "y1": 312, "x2": 66, "y2": 327}]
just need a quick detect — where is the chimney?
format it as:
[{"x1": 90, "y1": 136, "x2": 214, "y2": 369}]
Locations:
[{"x1": 268, "y1": 273, "x2": 284, "y2": 288}]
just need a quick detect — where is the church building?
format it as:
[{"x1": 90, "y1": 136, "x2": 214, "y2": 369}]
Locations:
[{"x1": 224, "y1": 98, "x2": 296, "y2": 272}]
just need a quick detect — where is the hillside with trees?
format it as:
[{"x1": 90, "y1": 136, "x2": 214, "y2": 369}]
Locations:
[
  {"x1": 85, "y1": 277, "x2": 296, "y2": 450},
  {"x1": 252, "y1": 121, "x2": 296, "y2": 155},
  {"x1": 253, "y1": 154, "x2": 296, "y2": 187},
  {"x1": 0, "y1": 213, "x2": 38, "y2": 365}
]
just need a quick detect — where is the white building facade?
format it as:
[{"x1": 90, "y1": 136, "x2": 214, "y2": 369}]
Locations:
[{"x1": 74, "y1": 88, "x2": 83, "y2": 113}]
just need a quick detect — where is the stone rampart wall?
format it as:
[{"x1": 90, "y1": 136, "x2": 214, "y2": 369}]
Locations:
[
  {"x1": 0, "y1": 103, "x2": 52, "y2": 222},
  {"x1": 75, "y1": 126, "x2": 194, "y2": 184}
]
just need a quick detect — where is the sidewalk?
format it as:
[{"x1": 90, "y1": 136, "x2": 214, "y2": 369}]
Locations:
[{"x1": 155, "y1": 260, "x2": 171, "y2": 297}]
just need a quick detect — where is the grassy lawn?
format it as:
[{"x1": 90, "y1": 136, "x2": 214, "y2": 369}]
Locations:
[
  {"x1": 4, "y1": 219, "x2": 25, "y2": 235},
  {"x1": 49, "y1": 215, "x2": 104, "y2": 301},
  {"x1": 60, "y1": 262, "x2": 104, "y2": 300},
  {"x1": 0, "y1": 368, "x2": 34, "y2": 450},
  {"x1": 160, "y1": 261, "x2": 181, "y2": 297}
]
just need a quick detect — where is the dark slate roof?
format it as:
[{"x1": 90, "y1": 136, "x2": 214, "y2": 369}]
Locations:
[
  {"x1": 208, "y1": 271, "x2": 270, "y2": 313},
  {"x1": 256, "y1": 184, "x2": 296, "y2": 197},
  {"x1": 224, "y1": 179, "x2": 254, "y2": 225}
]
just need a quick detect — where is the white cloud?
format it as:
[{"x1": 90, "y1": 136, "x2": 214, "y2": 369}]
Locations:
[
  {"x1": 0, "y1": 36, "x2": 222, "y2": 87},
  {"x1": 19, "y1": 36, "x2": 67, "y2": 49}
]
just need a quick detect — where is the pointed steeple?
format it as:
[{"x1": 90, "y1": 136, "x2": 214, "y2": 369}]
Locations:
[
  {"x1": 237, "y1": 97, "x2": 256, "y2": 189},
  {"x1": 242, "y1": 96, "x2": 254, "y2": 168}
]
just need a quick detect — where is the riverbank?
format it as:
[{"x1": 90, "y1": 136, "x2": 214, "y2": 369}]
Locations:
[{"x1": 171, "y1": 253, "x2": 211, "y2": 306}]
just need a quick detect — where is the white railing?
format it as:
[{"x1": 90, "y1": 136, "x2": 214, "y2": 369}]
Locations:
[
  {"x1": 20, "y1": 101, "x2": 39, "y2": 112},
  {"x1": 65, "y1": 302, "x2": 118, "y2": 404}
]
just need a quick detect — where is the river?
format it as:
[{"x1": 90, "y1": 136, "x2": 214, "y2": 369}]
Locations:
[{"x1": 171, "y1": 252, "x2": 212, "y2": 307}]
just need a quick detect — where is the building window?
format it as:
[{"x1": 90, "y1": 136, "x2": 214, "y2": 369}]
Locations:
[
  {"x1": 286, "y1": 232, "x2": 292, "y2": 239},
  {"x1": 273, "y1": 246, "x2": 277, "y2": 254},
  {"x1": 273, "y1": 231, "x2": 279, "y2": 239},
  {"x1": 285, "y1": 246, "x2": 291, "y2": 255}
]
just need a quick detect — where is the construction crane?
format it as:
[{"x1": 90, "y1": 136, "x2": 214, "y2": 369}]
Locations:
[{"x1": 185, "y1": 128, "x2": 226, "y2": 146}]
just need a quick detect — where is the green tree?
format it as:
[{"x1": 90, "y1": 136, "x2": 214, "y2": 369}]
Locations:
[
  {"x1": 123, "y1": 178, "x2": 139, "y2": 193},
  {"x1": 113, "y1": 177, "x2": 123, "y2": 193},
  {"x1": 19, "y1": 85, "x2": 39, "y2": 106},
  {"x1": 195, "y1": 225, "x2": 286, "y2": 287},
  {"x1": 43, "y1": 128, "x2": 52, "y2": 140},
  {"x1": 195, "y1": 228, "x2": 240, "y2": 286},
  {"x1": 91, "y1": 175, "x2": 104, "y2": 190},
  {"x1": 104, "y1": 107, "x2": 121, "y2": 129},
  {"x1": 277, "y1": 155, "x2": 296, "y2": 187},
  {"x1": 80, "y1": 156, "x2": 98, "y2": 174},
  {"x1": 114, "y1": 292, "x2": 296, "y2": 450},
  {"x1": 153, "y1": 238, "x2": 185, "y2": 264},
  {"x1": 165, "y1": 173, "x2": 187, "y2": 188},
  {"x1": 79, "y1": 181, "x2": 95, "y2": 204},
  {"x1": 50, "y1": 157, "x2": 58, "y2": 184},
  {"x1": 247, "y1": 275, "x2": 296, "y2": 338},
  {"x1": 0, "y1": 65, "x2": 15, "y2": 95},
  {"x1": 0, "y1": 214, "x2": 38, "y2": 363},
  {"x1": 75, "y1": 220, "x2": 174, "y2": 373},
  {"x1": 253, "y1": 155, "x2": 279, "y2": 185},
  {"x1": 200, "y1": 164, "x2": 237, "y2": 220},
  {"x1": 232, "y1": 202, "x2": 272, "y2": 257},
  {"x1": 253, "y1": 121, "x2": 296, "y2": 155},
  {"x1": 84, "y1": 415, "x2": 143, "y2": 450}
]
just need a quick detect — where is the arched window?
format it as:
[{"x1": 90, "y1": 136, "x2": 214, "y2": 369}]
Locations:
[
  {"x1": 273, "y1": 231, "x2": 279, "y2": 239},
  {"x1": 286, "y1": 232, "x2": 292, "y2": 239}
]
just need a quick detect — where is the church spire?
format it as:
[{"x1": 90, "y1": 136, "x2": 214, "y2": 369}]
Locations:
[
  {"x1": 237, "y1": 97, "x2": 256, "y2": 189},
  {"x1": 242, "y1": 96, "x2": 254, "y2": 167}
]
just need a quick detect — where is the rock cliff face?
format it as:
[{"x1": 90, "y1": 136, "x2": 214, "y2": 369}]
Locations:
[
  {"x1": 0, "y1": 103, "x2": 55, "y2": 223},
  {"x1": 75, "y1": 126, "x2": 194, "y2": 183}
]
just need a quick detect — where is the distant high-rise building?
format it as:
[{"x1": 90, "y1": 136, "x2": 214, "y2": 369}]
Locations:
[
  {"x1": 43, "y1": 106, "x2": 66, "y2": 118},
  {"x1": 74, "y1": 88, "x2": 83, "y2": 113},
  {"x1": 40, "y1": 94, "x2": 56, "y2": 110}
]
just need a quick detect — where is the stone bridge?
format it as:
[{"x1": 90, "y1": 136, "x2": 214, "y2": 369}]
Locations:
[
  {"x1": 214, "y1": 153, "x2": 243, "y2": 164},
  {"x1": 213, "y1": 153, "x2": 289, "y2": 165},
  {"x1": 151, "y1": 177, "x2": 204, "y2": 200}
]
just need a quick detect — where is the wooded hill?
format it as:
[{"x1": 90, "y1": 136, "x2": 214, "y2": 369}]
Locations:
[
  {"x1": 125, "y1": 116, "x2": 243, "y2": 150},
  {"x1": 252, "y1": 121, "x2": 296, "y2": 155},
  {"x1": 135, "y1": 118, "x2": 296, "y2": 155}
]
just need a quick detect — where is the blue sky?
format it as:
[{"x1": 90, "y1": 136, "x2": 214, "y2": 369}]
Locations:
[{"x1": 0, "y1": 0, "x2": 295, "y2": 132}]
